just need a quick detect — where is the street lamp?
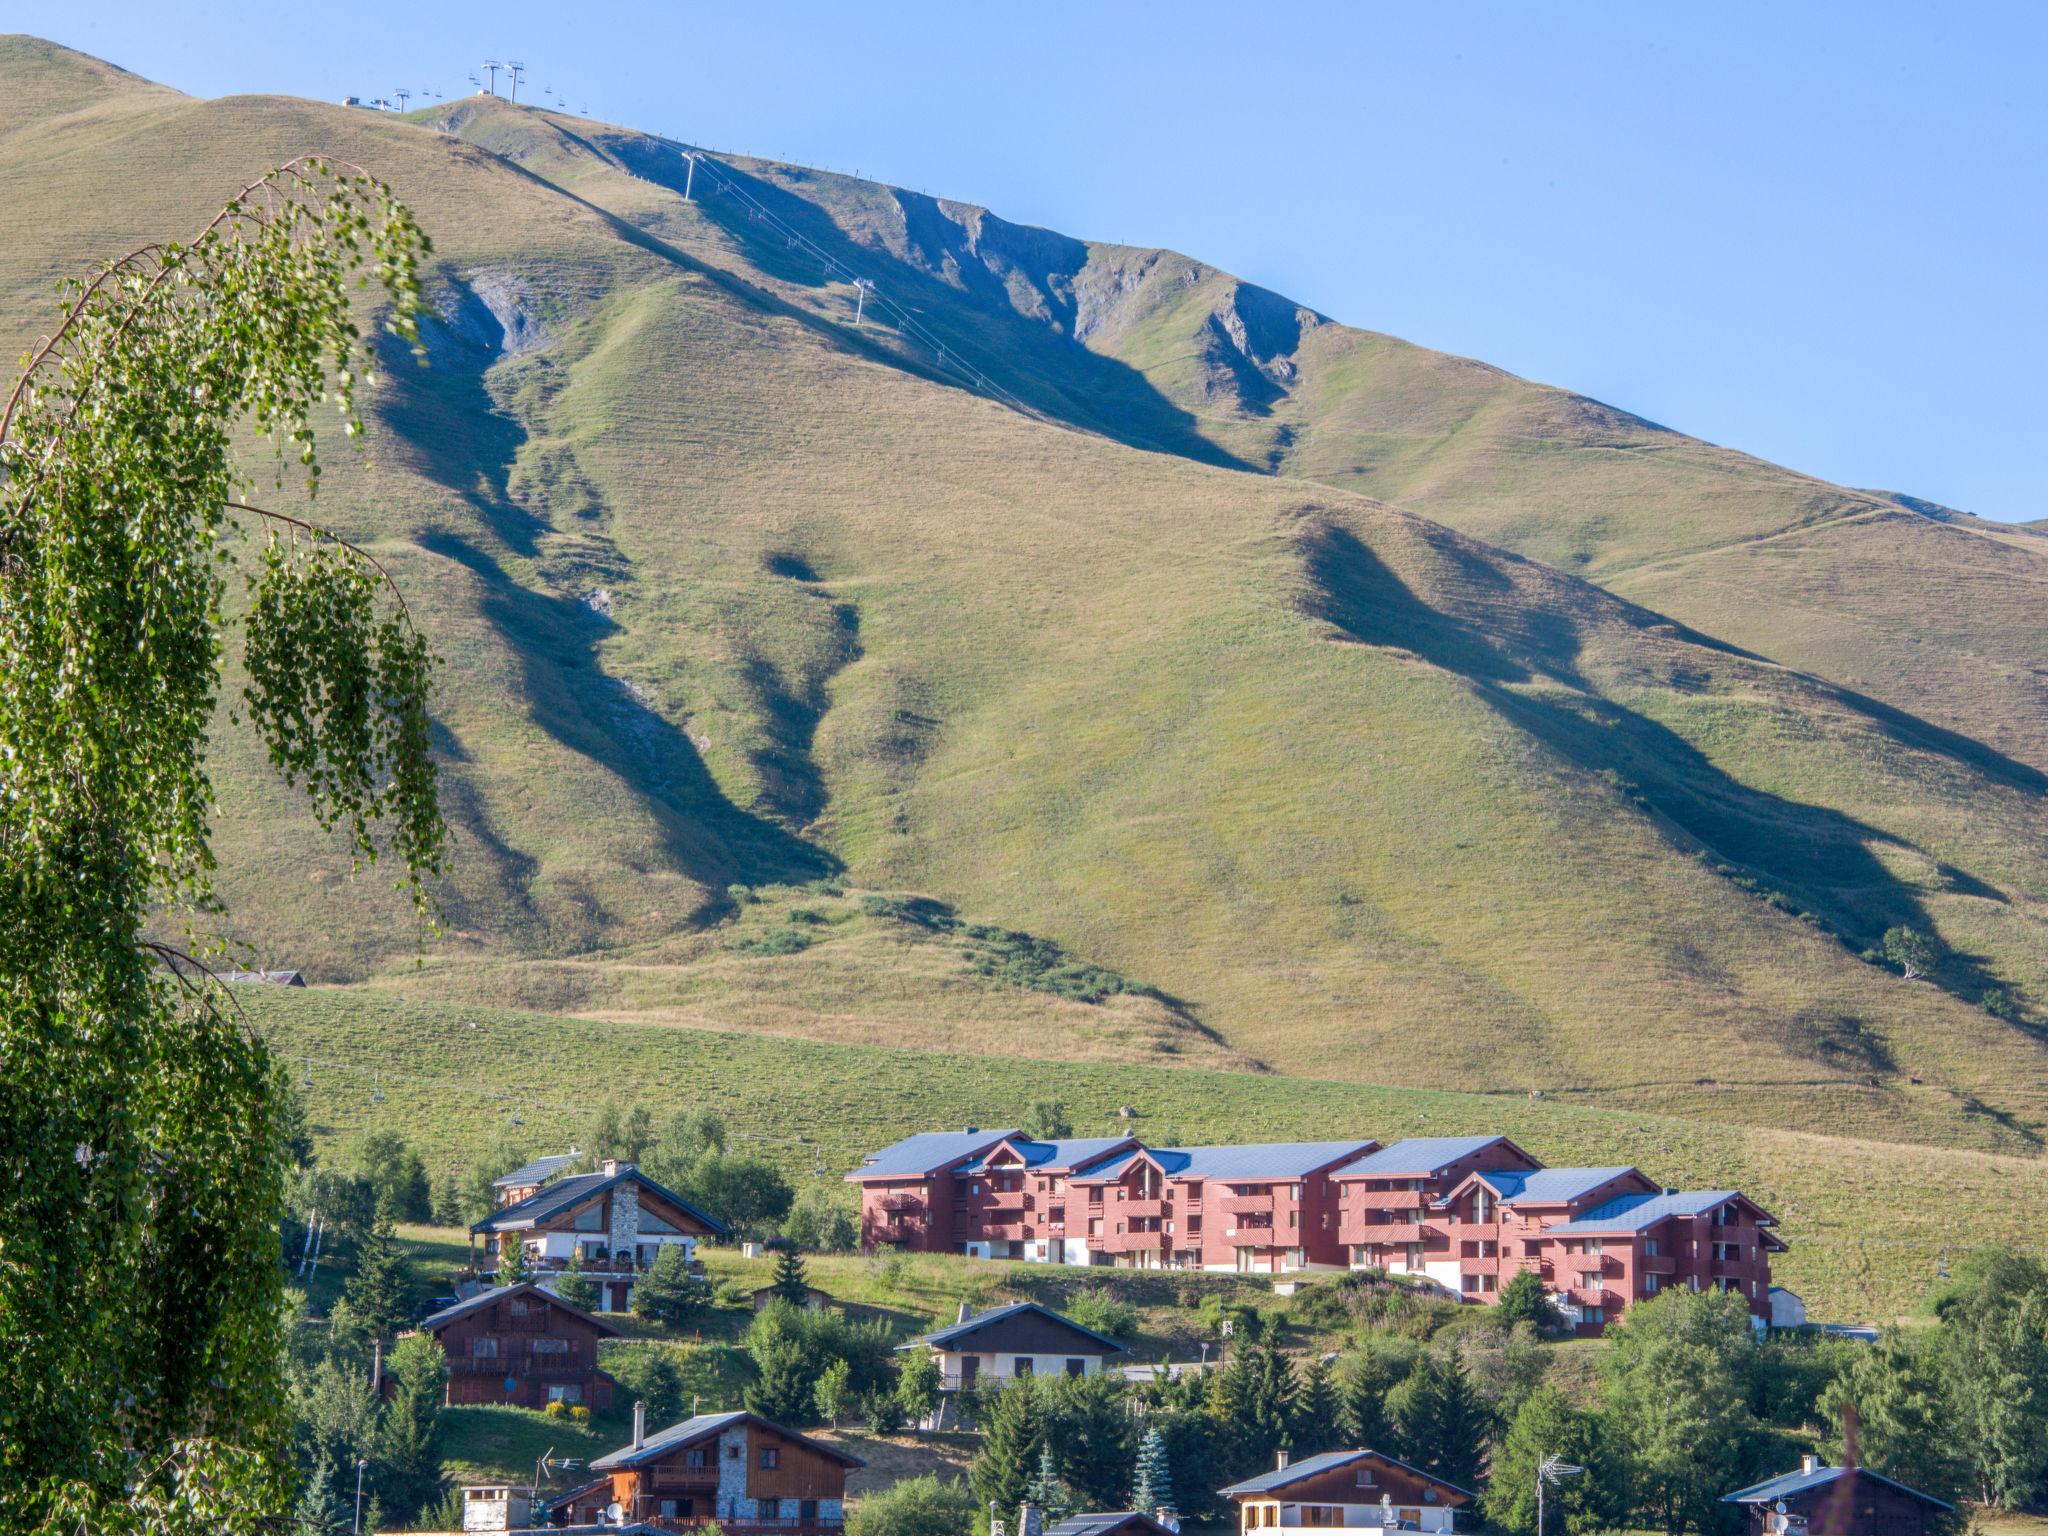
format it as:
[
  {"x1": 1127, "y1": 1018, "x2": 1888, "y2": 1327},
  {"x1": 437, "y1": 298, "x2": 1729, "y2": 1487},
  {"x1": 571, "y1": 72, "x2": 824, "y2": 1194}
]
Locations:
[
  {"x1": 1537, "y1": 1453, "x2": 1584, "y2": 1536},
  {"x1": 353, "y1": 1458, "x2": 370, "y2": 1535}
]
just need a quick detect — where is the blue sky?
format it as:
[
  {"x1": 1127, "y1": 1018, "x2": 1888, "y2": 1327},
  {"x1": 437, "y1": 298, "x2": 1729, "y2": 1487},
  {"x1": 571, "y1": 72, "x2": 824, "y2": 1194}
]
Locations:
[{"x1": 21, "y1": 1, "x2": 2043, "y2": 520}]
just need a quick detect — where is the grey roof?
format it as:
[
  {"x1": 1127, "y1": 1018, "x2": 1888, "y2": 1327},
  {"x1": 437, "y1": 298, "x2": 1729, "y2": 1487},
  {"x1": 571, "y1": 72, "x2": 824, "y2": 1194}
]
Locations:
[
  {"x1": 1074, "y1": 1141, "x2": 1375, "y2": 1183},
  {"x1": 1474, "y1": 1167, "x2": 1641, "y2": 1206},
  {"x1": 1723, "y1": 1465, "x2": 1950, "y2": 1511},
  {"x1": 848, "y1": 1129, "x2": 1018, "y2": 1180},
  {"x1": 590, "y1": 1410, "x2": 864, "y2": 1472},
  {"x1": 1543, "y1": 1189, "x2": 1746, "y2": 1235},
  {"x1": 1333, "y1": 1136, "x2": 1510, "y2": 1178},
  {"x1": 494, "y1": 1153, "x2": 579, "y2": 1188},
  {"x1": 1046, "y1": 1516, "x2": 1176, "y2": 1536},
  {"x1": 416, "y1": 1282, "x2": 619, "y2": 1337},
  {"x1": 1220, "y1": 1449, "x2": 1474, "y2": 1500},
  {"x1": 471, "y1": 1165, "x2": 725, "y2": 1236},
  {"x1": 904, "y1": 1301, "x2": 1128, "y2": 1355},
  {"x1": 223, "y1": 968, "x2": 304, "y2": 986},
  {"x1": 960, "y1": 1136, "x2": 1135, "y2": 1173}
]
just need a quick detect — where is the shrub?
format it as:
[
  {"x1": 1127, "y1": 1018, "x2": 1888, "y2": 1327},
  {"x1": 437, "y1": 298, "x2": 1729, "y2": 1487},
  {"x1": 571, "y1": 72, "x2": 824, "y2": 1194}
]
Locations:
[
  {"x1": 544, "y1": 1399, "x2": 567, "y2": 1419},
  {"x1": 1063, "y1": 1286, "x2": 1139, "y2": 1342},
  {"x1": 734, "y1": 927, "x2": 811, "y2": 956},
  {"x1": 845, "y1": 1475, "x2": 977, "y2": 1536},
  {"x1": 569, "y1": 1404, "x2": 590, "y2": 1426}
]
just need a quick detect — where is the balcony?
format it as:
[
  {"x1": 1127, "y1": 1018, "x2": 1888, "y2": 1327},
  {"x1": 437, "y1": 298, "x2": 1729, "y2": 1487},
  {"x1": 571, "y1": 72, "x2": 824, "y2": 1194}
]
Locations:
[
  {"x1": 1096, "y1": 1226, "x2": 1169, "y2": 1255},
  {"x1": 975, "y1": 1222, "x2": 1029, "y2": 1243},
  {"x1": 982, "y1": 1190, "x2": 1028, "y2": 1212},
  {"x1": 1343, "y1": 1221, "x2": 1431, "y2": 1246},
  {"x1": 1119, "y1": 1199, "x2": 1166, "y2": 1220},
  {"x1": 1639, "y1": 1253, "x2": 1677, "y2": 1275},
  {"x1": 871, "y1": 1220, "x2": 923, "y2": 1243},
  {"x1": 448, "y1": 1357, "x2": 597, "y2": 1377},
  {"x1": 1219, "y1": 1194, "x2": 1276, "y2": 1216},
  {"x1": 877, "y1": 1193, "x2": 924, "y2": 1214}
]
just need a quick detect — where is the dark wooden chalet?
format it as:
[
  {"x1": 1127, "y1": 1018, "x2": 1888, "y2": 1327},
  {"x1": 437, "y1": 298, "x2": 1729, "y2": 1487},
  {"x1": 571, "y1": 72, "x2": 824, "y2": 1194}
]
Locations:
[
  {"x1": 414, "y1": 1282, "x2": 619, "y2": 1410},
  {"x1": 1220, "y1": 1450, "x2": 1474, "y2": 1534},
  {"x1": 470, "y1": 1160, "x2": 725, "y2": 1313},
  {"x1": 1724, "y1": 1458, "x2": 1953, "y2": 1536},
  {"x1": 588, "y1": 1407, "x2": 864, "y2": 1531}
]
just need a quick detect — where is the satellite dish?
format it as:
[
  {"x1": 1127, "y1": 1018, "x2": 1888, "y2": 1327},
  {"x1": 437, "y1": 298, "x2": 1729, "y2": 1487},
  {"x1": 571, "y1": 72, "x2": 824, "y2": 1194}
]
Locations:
[{"x1": 606, "y1": 1502, "x2": 625, "y2": 1525}]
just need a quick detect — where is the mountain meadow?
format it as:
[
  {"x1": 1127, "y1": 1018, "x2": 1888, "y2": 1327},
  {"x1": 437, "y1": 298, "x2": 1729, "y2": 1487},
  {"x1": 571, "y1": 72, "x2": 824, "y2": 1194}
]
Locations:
[{"x1": 5, "y1": 35, "x2": 2044, "y2": 1318}]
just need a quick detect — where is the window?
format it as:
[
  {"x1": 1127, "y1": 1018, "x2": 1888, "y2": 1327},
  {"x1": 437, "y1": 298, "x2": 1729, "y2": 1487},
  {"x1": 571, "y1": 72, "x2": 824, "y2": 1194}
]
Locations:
[
  {"x1": 801, "y1": 1502, "x2": 818, "y2": 1521},
  {"x1": 1644, "y1": 1274, "x2": 1660, "y2": 1295},
  {"x1": 532, "y1": 1338, "x2": 569, "y2": 1355},
  {"x1": 1066, "y1": 1359, "x2": 1086, "y2": 1377},
  {"x1": 574, "y1": 1204, "x2": 604, "y2": 1232},
  {"x1": 472, "y1": 1338, "x2": 498, "y2": 1359},
  {"x1": 1354, "y1": 1467, "x2": 1377, "y2": 1488},
  {"x1": 1187, "y1": 1216, "x2": 1202, "y2": 1234},
  {"x1": 1462, "y1": 1273, "x2": 1480, "y2": 1293},
  {"x1": 1184, "y1": 1182, "x2": 1201, "y2": 1201},
  {"x1": 1014, "y1": 1358, "x2": 1034, "y2": 1378},
  {"x1": 686, "y1": 1449, "x2": 709, "y2": 1469},
  {"x1": 1301, "y1": 1507, "x2": 1341, "y2": 1527},
  {"x1": 1288, "y1": 1211, "x2": 1299, "y2": 1229},
  {"x1": 546, "y1": 1382, "x2": 582, "y2": 1404},
  {"x1": 759, "y1": 1447, "x2": 780, "y2": 1469},
  {"x1": 1643, "y1": 1237, "x2": 1660, "y2": 1257},
  {"x1": 1584, "y1": 1307, "x2": 1605, "y2": 1325},
  {"x1": 509, "y1": 1298, "x2": 529, "y2": 1316},
  {"x1": 660, "y1": 1501, "x2": 679, "y2": 1519}
]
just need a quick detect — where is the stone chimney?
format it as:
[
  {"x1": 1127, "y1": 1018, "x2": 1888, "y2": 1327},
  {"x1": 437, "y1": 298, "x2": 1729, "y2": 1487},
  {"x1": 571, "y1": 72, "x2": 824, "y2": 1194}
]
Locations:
[
  {"x1": 602, "y1": 1158, "x2": 620, "y2": 1177},
  {"x1": 1801, "y1": 1453, "x2": 1820, "y2": 1475},
  {"x1": 1018, "y1": 1499, "x2": 1043, "y2": 1536},
  {"x1": 957, "y1": 1300, "x2": 973, "y2": 1324},
  {"x1": 633, "y1": 1399, "x2": 646, "y2": 1450},
  {"x1": 609, "y1": 1174, "x2": 641, "y2": 1261},
  {"x1": 1276, "y1": 1449, "x2": 1290, "y2": 1471}
]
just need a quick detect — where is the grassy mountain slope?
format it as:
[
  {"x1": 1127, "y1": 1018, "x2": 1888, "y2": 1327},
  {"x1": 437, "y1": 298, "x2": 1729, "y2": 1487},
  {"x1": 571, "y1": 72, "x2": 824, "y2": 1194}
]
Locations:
[
  {"x1": 2, "y1": 39, "x2": 2042, "y2": 1152},
  {"x1": 253, "y1": 985, "x2": 2048, "y2": 1323}
]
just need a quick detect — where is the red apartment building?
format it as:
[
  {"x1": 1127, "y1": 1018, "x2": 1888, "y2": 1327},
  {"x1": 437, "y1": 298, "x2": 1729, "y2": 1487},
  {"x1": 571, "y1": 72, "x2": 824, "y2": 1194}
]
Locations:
[{"x1": 852, "y1": 1130, "x2": 1783, "y2": 1332}]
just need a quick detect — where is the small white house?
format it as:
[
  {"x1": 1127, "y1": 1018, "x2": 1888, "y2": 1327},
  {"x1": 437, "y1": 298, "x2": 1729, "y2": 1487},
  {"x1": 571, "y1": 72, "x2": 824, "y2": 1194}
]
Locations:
[{"x1": 899, "y1": 1301, "x2": 1126, "y2": 1424}]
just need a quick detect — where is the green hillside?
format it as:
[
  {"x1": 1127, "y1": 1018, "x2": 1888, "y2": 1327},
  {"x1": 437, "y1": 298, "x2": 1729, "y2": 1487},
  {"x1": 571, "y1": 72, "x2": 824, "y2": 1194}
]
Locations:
[
  {"x1": 252, "y1": 985, "x2": 2046, "y2": 1324},
  {"x1": 2, "y1": 37, "x2": 2043, "y2": 1156}
]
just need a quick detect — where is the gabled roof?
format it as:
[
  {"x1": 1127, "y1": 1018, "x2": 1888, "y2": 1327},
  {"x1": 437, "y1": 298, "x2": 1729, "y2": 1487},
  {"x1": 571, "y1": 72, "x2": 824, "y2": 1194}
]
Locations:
[
  {"x1": 1333, "y1": 1136, "x2": 1524, "y2": 1179},
  {"x1": 1046, "y1": 1515, "x2": 1178, "y2": 1536},
  {"x1": 903, "y1": 1300, "x2": 1128, "y2": 1355},
  {"x1": 589, "y1": 1410, "x2": 865, "y2": 1472},
  {"x1": 1472, "y1": 1167, "x2": 1642, "y2": 1206},
  {"x1": 1723, "y1": 1464, "x2": 1951, "y2": 1511},
  {"x1": 1219, "y1": 1449, "x2": 1474, "y2": 1501},
  {"x1": 1073, "y1": 1141, "x2": 1377, "y2": 1184},
  {"x1": 471, "y1": 1165, "x2": 725, "y2": 1236},
  {"x1": 417, "y1": 1282, "x2": 620, "y2": 1337},
  {"x1": 494, "y1": 1153, "x2": 579, "y2": 1188},
  {"x1": 1543, "y1": 1189, "x2": 1770, "y2": 1235},
  {"x1": 544, "y1": 1476, "x2": 611, "y2": 1513},
  {"x1": 847, "y1": 1129, "x2": 1019, "y2": 1181},
  {"x1": 961, "y1": 1136, "x2": 1137, "y2": 1174}
]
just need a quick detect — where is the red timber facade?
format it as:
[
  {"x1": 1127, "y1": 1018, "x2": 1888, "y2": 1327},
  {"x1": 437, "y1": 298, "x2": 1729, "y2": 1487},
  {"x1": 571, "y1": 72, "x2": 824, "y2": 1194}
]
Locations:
[
  {"x1": 588, "y1": 1407, "x2": 862, "y2": 1530},
  {"x1": 852, "y1": 1130, "x2": 1783, "y2": 1332},
  {"x1": 471, "y1": 1159, "x2": 724, "y2": 1314},
  {"x1": 410, "y1": 1282, "x2": 619, "y2": 1409}
]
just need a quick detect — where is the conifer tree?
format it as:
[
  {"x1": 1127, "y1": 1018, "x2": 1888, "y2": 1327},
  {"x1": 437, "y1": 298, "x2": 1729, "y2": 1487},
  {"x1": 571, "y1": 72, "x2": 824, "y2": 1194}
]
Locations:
[
  {"x1": 1211, "y1": 1343, "x2": 1297, "y2": 1480},
  {"x1": 553, "y1": 1248, "x2": 597, "y2": 1310},
  {"x1": 1484, "y1": 1386, "x2": 1616, "y2": 1536},
  {"x1": 1133, "y1": 1426, "x2": 1175, "y2": 1515},
  {"x1": 773, "y1": 1244, "x2": 811, "y2": 1306},
  {"x1": 971, "y1": 1382, "x2": 1047, "y2": 1516},
  {"x1": 495, "y1": 1233, "x2": 530, "y2": 1286},
  {"x1": 380, "y1": 1332, "x2": 448, "y2": 1516},
  {"x1": 346, "y1": 1216, "x2": 420, "y2": 1342},
  {"x1": 1337, "y1": 1352, "x2": 1402, "y2": 1448},
  {"x1": 1391, "y1": 1349, "x2": 1488, "y2": 1490},
  {"x1": 634, "y1": 1243, "x2": 708, "y2": 1327},
  {"x1": 1294, "y1": 1356, "x2": 1340, "y2": 1449},
  {"x1": 1028, "y1": 1445, "x2": 1071, "y2": 1523}
]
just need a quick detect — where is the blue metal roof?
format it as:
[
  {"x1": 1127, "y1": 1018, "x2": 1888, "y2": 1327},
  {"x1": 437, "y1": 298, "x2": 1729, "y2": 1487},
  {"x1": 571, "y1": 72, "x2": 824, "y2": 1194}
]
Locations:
[
  {"x1": 1070, "y1": 1147, "x2": 1187, "y2": 1183},
  {"x1": 1220, "y1": 1449, "x2": 1474, "y2": 1500},
  {"x1": 847, "y1": 1129, "x2": 1018, "y2": 1180},
  {"x1": 904, "y1": 1300, "x2": 1129, "y2": 1355},
  {"x1": 960, "y1": 1136, "x2": 1135, "y2": 1173},
  {"x1": 1723, "y1": 1465, "x2": 1950, "y2": 1511},
  {"x1": 471, "y1": 1165, "x2": 726, "y2": 1236},
  {"x1": 1333, "y1": 1136, "x2": 1508, "y2": 1178},
  {"x1": 1542, "y1": 1189, "x2": 1741, "y2": 1234},
  {"x1": 1476, "y1": 1167, "x2": 1641, "y2": 1205},
  {"x1": 1167, "y1": 1141, "x2": 1377, "y2": 1179}
]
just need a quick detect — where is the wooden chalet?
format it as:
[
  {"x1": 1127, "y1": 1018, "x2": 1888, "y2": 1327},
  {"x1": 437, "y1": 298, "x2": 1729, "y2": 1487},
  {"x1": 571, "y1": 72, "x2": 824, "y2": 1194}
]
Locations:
[
  {"x1": 1047, "y1": 1516, "x2": 1182, "y2": 1536},
  {"x1": 1723, "y1": 1457, "x2": 1953, "y2": 1536},
  {"x1": 1219, "y1": 1450, "x2": 1474, "y2": 1532},
  {"x1": 471, "y1": 1160, "x2": 725, "y2": 1313},
  {"x1": 901, "y1": 1300, "x2": 1127, "y2": 1400},
  {"x1": 414, "y1": 1282, "x2": 619, "y2": 1410},
  {"x1": 588, "y1": 1406, "x2": 863, "y2": 1530}
]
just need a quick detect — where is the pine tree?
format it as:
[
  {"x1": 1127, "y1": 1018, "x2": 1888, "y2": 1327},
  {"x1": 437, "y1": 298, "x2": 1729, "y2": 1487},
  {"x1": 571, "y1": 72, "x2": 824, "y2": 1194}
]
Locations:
[
  {"x1": 1821, "y1": 1338, "x2": 1968, "y2": 1528},
  {"x1": 345, "y1": 1215, "x2": 420, "y2": 1341},
  {"x1": 772, "y1": 1244, "x2": 811, "y2": 1306},
  {"x1": 1337, "y1": 1351, "x2": 1402, "y2": 1448},
  {"x1": 553, "y1": 1248, "x2": 598, "y2": 1310},
  {"x1": 1392, "y1": 1349, "x2": 1489, "y2": 1489},
  {"x1": 1029, "y1": 1445, "x2": 1071, "y2": 1523},
  {"x1": 380, "y1": 1332, "x2": 449, "y2": 1517},
  {"x1": 971, "y1": 1382, "x2": 1047, "y2": 1516},
  {"x1": 495, "y1": 1232, "x2": 530, "y2": 1286},
  {"x1": 746, "y1": 1325, "x2": 820, "y2": 1425},
  {"x1": 1211, "y1": 1343, "x2": 1297, "y2": 1481},
  {"x1": 433, "y1": 1171, "x2": 463, "y2": 1227},
  {"x1": 633, "y1": 1243, "x2": 708, "y2": 1327},
  {"x1": 1484, "y1": 1386, "x2": 1616, "y2": 1536},
  {"x1": 1133, "y1": 1426, "x2": 1175, "y2": 1515},
  {"x1": 1294, "y1": 1356, "x2": 1339, "y2": 1449}
]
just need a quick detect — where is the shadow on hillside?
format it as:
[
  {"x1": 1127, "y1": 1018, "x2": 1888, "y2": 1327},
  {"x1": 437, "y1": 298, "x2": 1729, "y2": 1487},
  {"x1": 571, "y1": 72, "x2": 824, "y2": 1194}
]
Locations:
[
  {"x1": 417, "y1": 529, "x2": 837, "y2": 909},
  {"x1": 604, "y1": 138, "x2": 1264, "y2": 473},
  {"x1": 1301, "y1": 521, "x2": 2027, "y2": 1033}
]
